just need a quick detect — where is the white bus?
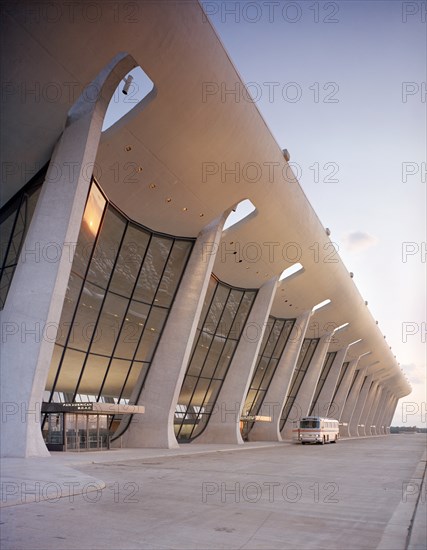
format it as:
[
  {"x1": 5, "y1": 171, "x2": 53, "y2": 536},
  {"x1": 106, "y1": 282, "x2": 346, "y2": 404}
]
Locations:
[{"x1": 293, "y1": 416, "x2": 339, "y2": 445}]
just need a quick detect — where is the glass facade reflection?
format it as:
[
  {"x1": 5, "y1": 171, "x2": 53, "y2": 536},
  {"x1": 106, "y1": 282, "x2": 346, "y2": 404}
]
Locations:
[
  {"x1": 45, "y1": 180, "x2": 194, "y2": 435},
  {"x1": 241, "y1": 316, "x2": 295, "y2": 440},
  {"x1": 329, "y1": 360, "x2": 350, "y2": 413},
  {"x1": 309, "y1": 351, "x2": 337, "y2": 416},
  {"x1": 0, "y1": 166, "x2": 45, "y2": 309},
  {"x1": 174, "y1": 276, "x2": 257, "y2": 441},
  {"x1": 279, "y1": 338, "x2": 319, "y2": 430}
]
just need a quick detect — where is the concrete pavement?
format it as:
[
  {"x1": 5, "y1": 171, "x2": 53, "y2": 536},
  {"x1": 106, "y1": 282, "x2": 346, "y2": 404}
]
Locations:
[{"x1": 1, "y1": 434, "x2": 425, "y2": 549}]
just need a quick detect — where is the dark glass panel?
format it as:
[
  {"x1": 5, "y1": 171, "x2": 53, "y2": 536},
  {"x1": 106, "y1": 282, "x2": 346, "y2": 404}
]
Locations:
[
  {"x1": 155, "y1": 240, "x2": 192, "y2": 308},
  {"x1": 120, "y1": 362, "x2": 148, "y2": 401},
  {"x1": 0, "y1": 210, "x2": 16, "y2": 266},
  {"x1": 56, "y1": 272, "x2": 84, "y2": 346},
  {"x1": 134, "y1": 306, "x2": 168, "y2": 362},
  {"x1": 200, "y1": 335, "x2": 226, "y2": 379},
  {"x1": 45, "y1": 345, "x2": 63, "y2": 392},
  {"x1": 114, "y1": 301, "x2": 150, "y2": 360},
  {"x1": 100, "y1": 358, "x2": 132, "y2": 398},
  {"x1": 216, "y1": 289, "x2": 243, "y2": 337},
  {"x1": 204, "y1": 284, "x2": 229, "y2": 334},
  {"x1": 54, "y1": 349, "x2": 86, "y2": 394},
  {"x1": 77, "y1": 355, "x2": 110, "y2": 396},
  {"x1": 109, "y1": 224, "x2": 149, "y2": 298},
  {"x1": 86, "y1": 205, "x2": 126, "y2": 289},
  {"x1": 70, "y1": 282, "x2": 105, "y2": 352},
  {"x1": 90, "y1": 292, "x2": 128, "y2": 356},
  {"x1": 133, "y1": 236, "x2": 173, "y2": 304},
  {"x1": 187, "y1": 332, "x2": 212, "y2": 377},
  {"x1": 213, "y1": 339, "x2": 237, "y2": 380}
]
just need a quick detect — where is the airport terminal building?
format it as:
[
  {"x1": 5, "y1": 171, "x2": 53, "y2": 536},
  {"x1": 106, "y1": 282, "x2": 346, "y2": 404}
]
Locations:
[{"x1": 0, "y1": 1, "x2": 411, "y2": 457}]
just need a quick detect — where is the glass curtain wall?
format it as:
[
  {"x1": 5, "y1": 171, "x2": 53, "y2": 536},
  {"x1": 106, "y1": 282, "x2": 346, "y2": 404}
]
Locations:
[
  {"x1": 279, "y1": 338, "x2": 319, "y2": 430},
  {"x1": 0, "y1": 166, "x2": 46, "y2": 309},
  {"x1": 175, "y1": 276, "x2": 257, "y2": 441},
  {"x1": 308, "y1": 351, "x2": 337, "y2": 416},
  {"x1": 45, "y1": 180, "x2": 194, "y2": 435},
  {"x1": 241, "y1": 316, "x2": 295, "y2": 440},
  {"x1": 328, "y1": 361, "x2": 350, "y2": 416}
]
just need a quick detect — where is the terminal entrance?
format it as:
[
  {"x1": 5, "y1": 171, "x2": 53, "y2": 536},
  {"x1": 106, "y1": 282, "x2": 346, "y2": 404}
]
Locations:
[
  {"x1": 43, "y1": 412, "x2": 110, "y2": 452},
  {"x1": 41, "y1": 401, "x2": 145, "y2": 452}
]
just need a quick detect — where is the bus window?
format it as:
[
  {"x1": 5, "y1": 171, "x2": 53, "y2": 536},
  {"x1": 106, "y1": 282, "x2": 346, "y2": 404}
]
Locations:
[{"x1": 300, "y1": 419, "x2": 320, "y2": 429}]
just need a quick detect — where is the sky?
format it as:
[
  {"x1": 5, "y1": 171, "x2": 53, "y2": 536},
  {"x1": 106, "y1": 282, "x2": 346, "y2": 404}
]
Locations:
[
  {"x1": 105, "y1": 1, "x2": 426, "y2": 427},
  {"x1": 202, "y1": 0, "x2": 426, "y2": 427}
]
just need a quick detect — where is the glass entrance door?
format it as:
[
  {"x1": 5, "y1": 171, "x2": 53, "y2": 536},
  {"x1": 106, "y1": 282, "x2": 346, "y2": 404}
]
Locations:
[{"x1": 64, "y1": 414, "x2": 110, "y2": 451}]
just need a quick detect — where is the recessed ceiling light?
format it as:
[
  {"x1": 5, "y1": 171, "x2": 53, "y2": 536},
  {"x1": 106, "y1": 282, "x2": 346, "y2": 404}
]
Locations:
[
  {"x1": 137, "y1": 166, "x2": 143, "y2": 172},
  {"x1": 199, "y1": 213, "x2": 204, "y2": 217},
  {"x1": 149, "y1": 183, "x2": 156, "y2": 189},
  {"x1": 182, "y1": 207, "x2": 188, "y2": 212},
  {"x1": 124, "y1": 145, "x2": 132, "y2": 152},
  {"x1": 166, "y1": 197, "x2": 172, "y2": 203}
]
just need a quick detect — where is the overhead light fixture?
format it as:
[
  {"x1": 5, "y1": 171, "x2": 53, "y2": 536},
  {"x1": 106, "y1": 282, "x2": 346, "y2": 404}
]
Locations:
[
  {"x1": 282, "y1": 149, "x2": 290, "y2": 162},
  {"x1": 122, "y1": 75, "x2": 134, "y2": 95}
]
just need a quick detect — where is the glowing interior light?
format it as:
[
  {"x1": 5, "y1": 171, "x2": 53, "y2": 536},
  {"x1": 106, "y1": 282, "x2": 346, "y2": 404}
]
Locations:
[
  {"x1": 312, "y1": 299, "x2": 331, "y2": 312},
  {"x1": 83, "y1": 185, "x2": 106, "y2": 236},
  {"x1": 223, "y1": 199, "x2": 256, "y2": 230},
  {"x1": 279, "y1": 262, "x2": 304, "y2": 281}
]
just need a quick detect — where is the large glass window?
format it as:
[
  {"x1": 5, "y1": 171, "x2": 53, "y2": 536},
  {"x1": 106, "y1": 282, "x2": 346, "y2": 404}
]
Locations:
[
  {"x1": 174, "y1": 277, "x2": 257, "y2": 441},
  {"x1": 241, "y1": 316, "x2": 295, "y2": 439},
  {"x1": 45, "y1": 180, "x2": 194, "y2": 436},
  {"x1": 0, "y1": 166, "x2": 46, "y2": 309},
  {"x1": 279, "y1": 338, "x2": 319, "y2": 430},
  {"x1": 328, "y1": 361, "x2": 350, "y2": 415},
  {"x1": 309, "y1": 351, "x2": 337, "y2": 416}
]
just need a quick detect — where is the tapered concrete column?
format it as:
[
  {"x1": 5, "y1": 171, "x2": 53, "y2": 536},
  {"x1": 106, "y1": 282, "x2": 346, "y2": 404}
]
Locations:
[
  {"x1": 358, "y1": 380, "x2": 379, "y2": 436},
  {"x1": 311, "y1": 346, "x2": 349, "y2": 418},
  {"x1": 349, "y1": 374, "x2": 374, "y2": 437},
  {"x1": 340, "y1": 367, "x2": 368, "y2": 437},
  {"x1": 381, "y1": 391, "x2": 394, "y2": 435},
  {"x1": 0, "y1": 53, "x2": 136, "y2": 458},
  {"x1": 364, "y1": 384, "x2": 382, "y2": 435},
  {"x1": 371, "y1": 387, "x2": 387, "y2": 435},
  {"x1": 195, "y1": 277, "x2": 278, "y2": 444},
  {"x1": 281, "y1": 330, "x2": 334, "y2": 440},
  {"x1": 329, "y1": 358, "x2": 359, "y2": 420},
  {"x1": 121, "y1": 212, "x2": 231, "y2": 449},
  {"x1": 376, "y1": 391, "x2": 392, "y2": 435},
  {"x1": 248, "y1": 309, "x2": 312, "y2": 442},
  {"x1": 383, "y1": 396, "x2": 398, "y2": 434}
]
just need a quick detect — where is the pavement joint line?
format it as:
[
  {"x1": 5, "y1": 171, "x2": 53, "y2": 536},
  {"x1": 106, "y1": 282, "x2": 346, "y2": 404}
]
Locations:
[
  {"x1": 405, "y1": 451, "x2": 427, "y2": 550},
  {"x1": 376, "y1": 449, "x2": 427, "y2": 550}
]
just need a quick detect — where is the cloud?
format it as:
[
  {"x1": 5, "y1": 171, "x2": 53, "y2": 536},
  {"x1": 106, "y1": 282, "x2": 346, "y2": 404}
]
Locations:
[
  {"x1": 400, "y1": 363, "x2": 425, "y2": 386},
  {"x1": 342, "y1": 231, "x2": 378, "y2": 252}
]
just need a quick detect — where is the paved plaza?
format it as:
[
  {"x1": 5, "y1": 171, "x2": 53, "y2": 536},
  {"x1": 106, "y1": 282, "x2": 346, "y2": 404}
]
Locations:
[{"x1": 1, "y1": 434, "x2": 426, "y2": 549}]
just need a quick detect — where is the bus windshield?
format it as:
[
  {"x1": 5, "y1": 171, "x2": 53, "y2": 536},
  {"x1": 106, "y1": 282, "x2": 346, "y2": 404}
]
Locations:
[{"x1": 300, "y1": 420, "x2": 320, "y2": 429}]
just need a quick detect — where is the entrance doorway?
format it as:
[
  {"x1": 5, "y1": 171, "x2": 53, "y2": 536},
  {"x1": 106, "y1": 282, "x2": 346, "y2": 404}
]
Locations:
[{"x1": 44, "y1": 413, "x2": 110, "y2": 451}]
